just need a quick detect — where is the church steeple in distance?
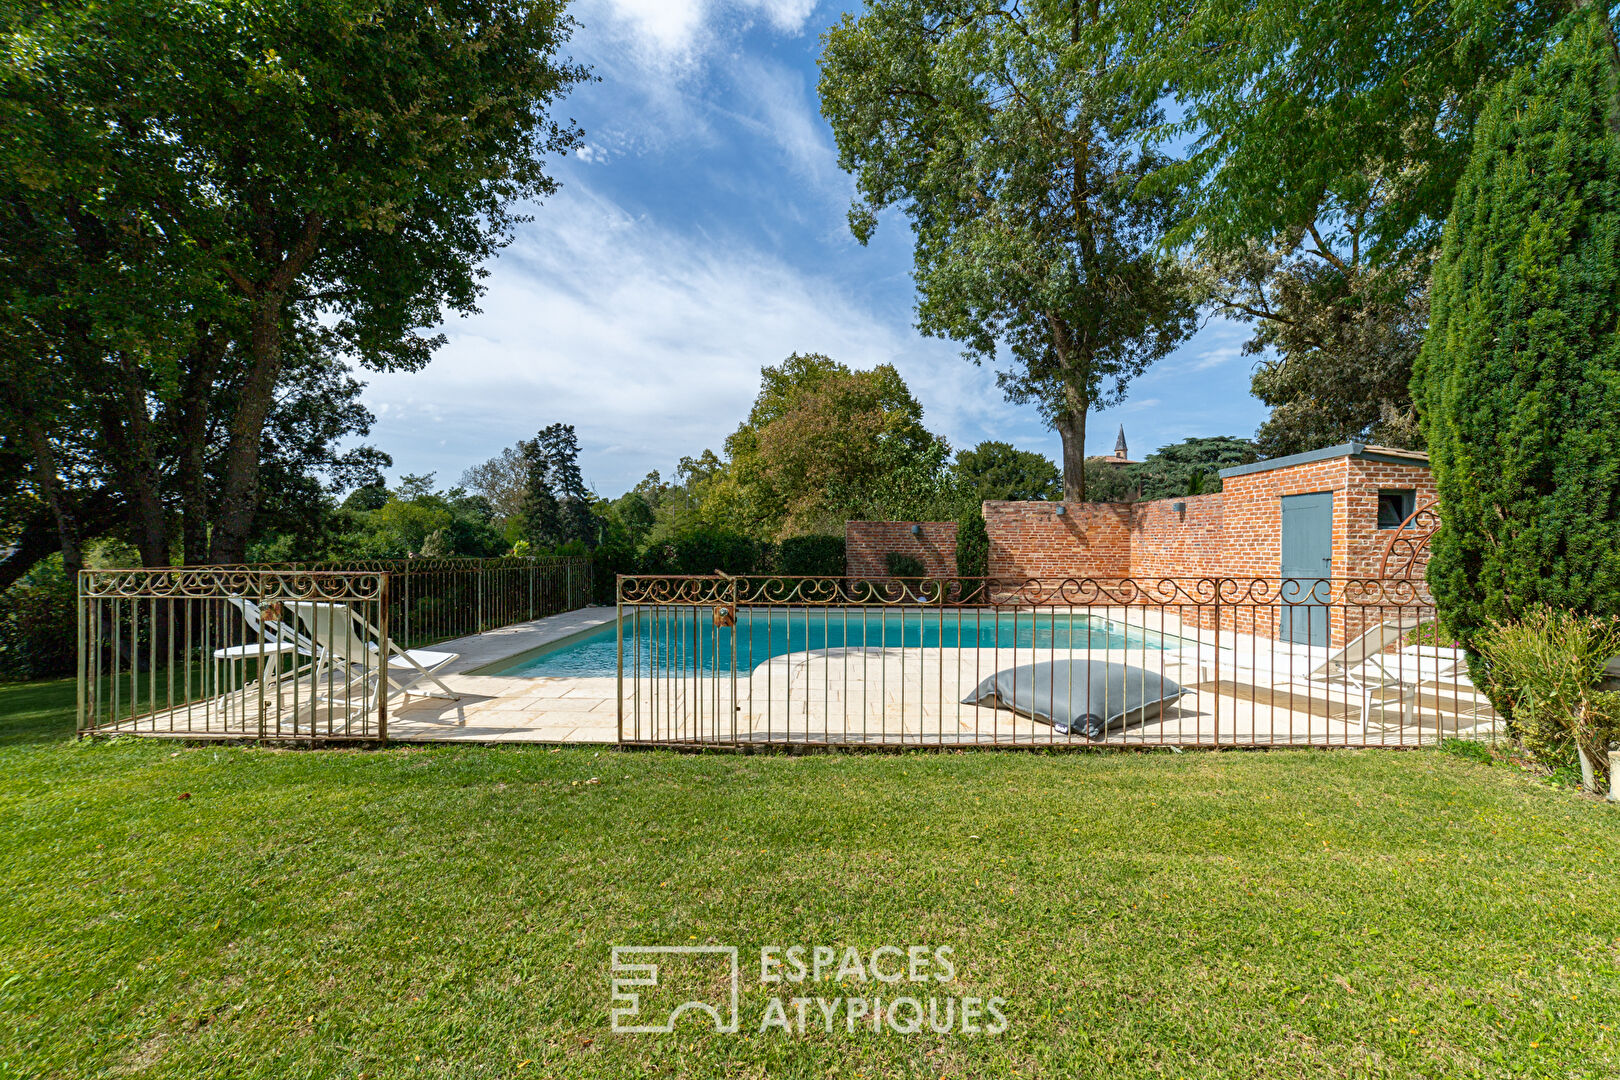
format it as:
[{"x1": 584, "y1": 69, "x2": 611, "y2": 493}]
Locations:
[{"x1": 1114, "y1": 425, "x2": 1127, "y2": 459}]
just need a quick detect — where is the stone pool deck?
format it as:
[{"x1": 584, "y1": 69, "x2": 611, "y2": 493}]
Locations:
[
  {"x1": 100, "y1": 605, "x2": 1499, "y2": 746},
  {"x1": 387, "y1": 606, "x2": 621, "y2": 743},
  {"x1": 385, "y1": 607, "x2": 1497, "y2": 747}
]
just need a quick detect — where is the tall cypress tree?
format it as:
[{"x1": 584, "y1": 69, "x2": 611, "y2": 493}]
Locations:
[{"x1": 1414, "y1": 10, "x2": 1620, "y2": 651}]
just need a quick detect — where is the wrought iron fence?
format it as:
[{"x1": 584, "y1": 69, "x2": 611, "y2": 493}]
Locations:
[
  {"x1": 615, "y1": 575, "x2": 1500, "y2": 748},
  {"x1": 77, "y1": 556, "x2": 593, "y2": 740},
  {"x1": 78, "y1": 568, "x2": 392, "y2": 739},
  {"x1": 221, "y1": 557, "x2": 592, "y2": 648}
]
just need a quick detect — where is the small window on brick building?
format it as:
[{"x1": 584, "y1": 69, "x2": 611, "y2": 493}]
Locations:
[{"x1": 1377, "y1": 489, "x2": 1416, "y2": 529}]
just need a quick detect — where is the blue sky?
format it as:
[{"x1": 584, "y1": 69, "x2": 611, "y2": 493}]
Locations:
[{"x1": 360, "y1": 0, "x2": 1270, "y2": 496}]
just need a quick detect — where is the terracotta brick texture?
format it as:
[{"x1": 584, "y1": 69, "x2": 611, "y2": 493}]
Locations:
[
  {"x1": 983, "y1": 501, "x2": 1133, "y2": 580},
  {"x1": 845, "y1": 521, "x2": 958, "y2": 578},
  {"x1": 976, "y1": 456, "x2": 1435, "y2": 585},
  {"x1": 848, "y1": 451, "x2": 1437, "y2": 645}
]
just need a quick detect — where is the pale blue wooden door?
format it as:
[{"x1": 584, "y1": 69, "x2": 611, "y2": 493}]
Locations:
[{"x1": 1280, "y1": 492, "x2": 1333, "y2": 645}]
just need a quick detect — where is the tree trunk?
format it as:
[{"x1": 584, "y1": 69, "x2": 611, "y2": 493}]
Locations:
[
  {"x1": 1055, "y1": 408, "x2": 1087, "y2": 502},
  {"x1": 0, "y1": 490, "x2": 121, "y2": 591},
  {"x1": 1046, "y1": 312, "x2": 1091, "y2": 501},
  {"x1": 106, "y1": 355, "x2": 171, "y2": 567},
  {"x1": 176, "y1": 333, "x2": 223, "y2": 565},
  {"x1": 209, "y1": 211, "x2": 322, "y2": 564},
  {"x1": 209, "y1": 302, "x2": 286, "y2": 563},
  {"x1": 13, "y1": 411, "x2": 84, "y2": 576}
]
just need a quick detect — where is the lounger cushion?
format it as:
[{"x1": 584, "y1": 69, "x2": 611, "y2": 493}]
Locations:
[{"x1": 961, "y1": 660, "x2": 1186, "y2": 737}]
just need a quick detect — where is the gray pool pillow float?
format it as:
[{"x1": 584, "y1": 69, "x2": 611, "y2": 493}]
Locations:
[{"x1": 961, "y1": 660, "x2": 1186, "y2": 738}]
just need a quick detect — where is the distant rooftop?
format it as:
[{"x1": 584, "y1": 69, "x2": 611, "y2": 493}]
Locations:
[
  {"x1": 1218, "y1": 441, "x2": 1430, "y2": 480},
  {"x1": 1096, "y1": 424, "x2": 1136, "y2": 466}
]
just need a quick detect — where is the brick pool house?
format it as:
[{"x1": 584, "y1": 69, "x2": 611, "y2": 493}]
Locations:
[{"x1": 845, "y1": 441, "x2": 1437, "y2": 645}]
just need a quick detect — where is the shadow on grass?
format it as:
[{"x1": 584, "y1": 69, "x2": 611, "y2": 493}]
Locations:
[{"x1": 0, "y1": 677, "x2": 77, "y2": 746}]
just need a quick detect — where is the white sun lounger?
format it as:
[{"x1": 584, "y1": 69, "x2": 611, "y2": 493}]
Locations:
[
  {"x1": 1188, "y1": 618, "x2": 1452, "y2": 736},
  {"x1": 1290, "y1": 618, "x2": 1433, "y2": 735},
  {"x1": 214, "y1": 597, "x2": 315, "y2": 658},
  {"x1": 288, "y1": 601, "x2": 460, "y2": 703}
]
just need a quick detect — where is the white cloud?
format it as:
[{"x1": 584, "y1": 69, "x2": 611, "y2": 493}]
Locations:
[
  {"x1": 724, "y1": 57, "x2": 840, "y2": 189},
  {"x1": 586, "y1": 0, "x2": 819, "y2": 66},
  {"x1": 360, "y1": 182, "x2": 1023, "y2": 492}
]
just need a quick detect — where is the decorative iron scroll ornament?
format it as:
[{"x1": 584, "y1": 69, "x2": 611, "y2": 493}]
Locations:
[
  {"x1": 1377, "y1": 500, "x2": 1441, "y2": 580},
  {"x1": 183, "y1": 555, "x2": 588, "y2": 574},
  {"x1": 80, "y1": 568, "x2": 387, "y2": 601},
  {"x1": 618, "y1": 574, "x2": 1435, "y2": 609}
]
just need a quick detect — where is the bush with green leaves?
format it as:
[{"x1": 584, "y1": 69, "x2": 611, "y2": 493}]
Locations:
[
  {"x1": 0, "y1": 559, "x2": 76, "y2": 680},
  {"x1": 777, "y1": 535, "x2": 845, "y2": 576},
  {"x1": 885, "y1": 552, "x2": 927, "y2": 579},
  {"x1": 955, "y1": 508, "x2": 989, "y2": 578},
  {"x1": 1414, "y1": 12, "x2": 1620, "y2": 658},
  {"x1": 638, "y1": 527, "x2": 767, "y2": 577},
  {"x1": 1475, "y1": 606, "x2": 1620, "y2": 788}
]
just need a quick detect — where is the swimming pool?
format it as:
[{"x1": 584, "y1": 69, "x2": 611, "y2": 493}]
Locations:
[{"x1": 491, "y1": 609, "x2": 1191, "y2": 678}]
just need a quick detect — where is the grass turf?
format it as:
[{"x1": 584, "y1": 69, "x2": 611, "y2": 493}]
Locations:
[{"x1": 1, "y1": 677, "x2": 1617, "y2": 1079}]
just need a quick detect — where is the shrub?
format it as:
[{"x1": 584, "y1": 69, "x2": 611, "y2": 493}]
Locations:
[
  {"x1": 0, "y1": 559, "x2": 77, "y2": 680},
  {"x1": 589, "y1": 513, "x2": 637, "y2": 604},
  {"x1": 955, "y1": 508, "x2": 988, "y2": 578},
  {"x1": 885, "y1": 552, "x2": 926, "y2": 579},
  {"x1": 778, "y1": 534, "x2": 845, "y2": 576},
  {"x1": 1414, "y1": 13, "x2": 1620, "y2": 661},
  {"x1": 1475, "y1": 606, "x2": 1620, "y2": 788},
  {"x1": 639, "y1": 527, "x2": 766, "y2": 576}
]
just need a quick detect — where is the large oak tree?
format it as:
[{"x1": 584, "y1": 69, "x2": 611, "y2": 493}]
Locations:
[{"x1": 0, "y1": 0, "x2": 587, "y2": 574}]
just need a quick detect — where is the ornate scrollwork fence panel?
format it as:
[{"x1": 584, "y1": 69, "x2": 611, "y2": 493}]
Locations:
[
  {"x1": 1378, "y1": 501, "x2": 1441, "y2": 580},
  {"x1": 78, "y1": 569, "x2": 393, "y2": 740},
  {"x1": 76, "y1": 557, "x2": 595, "y2": 742},
  {"x1": 615, "y1": 574, "x2": 1497, "y2": 750}
]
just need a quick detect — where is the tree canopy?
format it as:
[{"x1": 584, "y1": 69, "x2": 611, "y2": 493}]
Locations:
[
  {"x1": 820, "y1": 0, "x2": 1198, "y2": 500},
  {"x1": 520, "y1": 424, "x2": 593, "y2": 549},
  {"x1": 1114, "y1": 0, "x2": 1570, "y2": 456},
  {"x1": 1124, "y1": 0, "x2": 1565, "y2": 261},
  {"x1": 1133, "y1": 436, "x2": 1260, "y2": 499},
  {"x1": 953, "y1": 442, "x2": 1063, "y2": 502},
  {"x1": 1196, "y1": 211, "x2": 1429, "y2": 457},
  {"x1": 0, "y1": 0, "x2": 587, "y2": 574},
  {"x1": 703, "y1": 354, "x2": 951, "y2": 537}
]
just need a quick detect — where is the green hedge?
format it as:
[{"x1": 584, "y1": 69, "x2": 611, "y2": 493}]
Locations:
[
  {"x1": 637, "y1": 528, "x2": 770, "y2": 576},
  {"x1": 631, "y1": 529, "x2": 847, "y2": 579},
  {"x1": 777, "y1": 534, "x2": 845, "y2": 576}
]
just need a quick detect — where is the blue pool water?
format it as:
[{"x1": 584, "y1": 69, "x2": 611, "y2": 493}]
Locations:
[{"x1": 493, "y1": 610, "x2": 1189, "y2": 678}]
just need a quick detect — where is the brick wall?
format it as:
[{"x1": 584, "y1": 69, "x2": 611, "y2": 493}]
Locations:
[
  {"x1": 1215, "y1": 458, "x2": 1353, "y2": 580},
  {"x1": 972, "y1": 453, "x2": 1434, "y2": 646},
  {"x1": 1128, "y1": 493, "x2": 1225, "y2": 579},
  {"x1": 845, "y1": 452, "x2": 1435, "y2": 644},
  {"x1": 1343, "y1": 458, "x2": 1439, "y2": 579},
  {"x1": 845, "y1": 521, "x2": 957, "y2": 578},
  {"x1": 983, "y1": 501, "x2": 1132, "y2": 579}
]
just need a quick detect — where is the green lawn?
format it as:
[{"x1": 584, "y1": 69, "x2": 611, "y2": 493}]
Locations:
[{"x1": 2, "y1": 678, "x2": 1616, "y2": 1079}]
